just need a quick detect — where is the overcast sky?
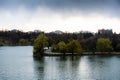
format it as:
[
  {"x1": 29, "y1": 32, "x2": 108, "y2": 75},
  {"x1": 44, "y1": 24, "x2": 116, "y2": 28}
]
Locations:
[{"x1": 0, "y1": 0, "x2": 120, "y2": 33}]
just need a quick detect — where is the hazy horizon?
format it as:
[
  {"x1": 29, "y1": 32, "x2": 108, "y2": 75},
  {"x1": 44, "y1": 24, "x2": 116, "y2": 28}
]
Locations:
[{"x1": 0, "y1": 0, "x2": 120, "y2": 33}]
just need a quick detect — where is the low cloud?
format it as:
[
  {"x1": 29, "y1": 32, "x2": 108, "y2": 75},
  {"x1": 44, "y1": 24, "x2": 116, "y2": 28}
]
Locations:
[
  {"x1": 0, "y1": 0, "x2": 120, "y2": 16},
  {"x1": 42, "y1": 0, "x2": 120, "y2": 17},
  {"x1": 0, "y1": 0, "x2": 120, "y2": 33}
]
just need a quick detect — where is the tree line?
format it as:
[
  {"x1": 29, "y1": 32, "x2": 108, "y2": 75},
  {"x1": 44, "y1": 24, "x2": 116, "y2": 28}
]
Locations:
[
  {"x1": 0, "y1": 30, "x2": 43, "y2": 46},
  {"x1": 1, "y1": 30, "x2": 120, "y2": 53}
]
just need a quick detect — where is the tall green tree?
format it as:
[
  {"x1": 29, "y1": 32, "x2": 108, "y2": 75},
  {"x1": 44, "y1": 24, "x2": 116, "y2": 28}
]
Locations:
[
  {"x1": 58, "y1": 41, "x2": 67, "y2": 55},
  {"x1": 67, "y1": 40, "x2": 83, "y2": 55},
  {"x1": 33, "y1": 34, "x2": 48, "y2": 57},
  {"x1": 96, "y1": 38, "x2": 113, "y2": 52}
]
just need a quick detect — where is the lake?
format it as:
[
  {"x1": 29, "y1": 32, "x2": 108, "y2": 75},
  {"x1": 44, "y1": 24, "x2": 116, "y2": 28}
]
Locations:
[{"x1": 0, "y1": 46, "x2": 120, "y2": 80}]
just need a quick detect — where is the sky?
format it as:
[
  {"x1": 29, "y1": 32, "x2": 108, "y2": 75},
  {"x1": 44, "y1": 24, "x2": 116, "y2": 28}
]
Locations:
[{"x1": 0, "y1": 0, "x2": 120, "y2": 33}]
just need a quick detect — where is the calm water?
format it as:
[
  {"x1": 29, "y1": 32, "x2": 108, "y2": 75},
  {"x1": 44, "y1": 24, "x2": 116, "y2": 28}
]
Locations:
[{"x1": 0, "y1": 46, "x2": 120, "y2": 80}]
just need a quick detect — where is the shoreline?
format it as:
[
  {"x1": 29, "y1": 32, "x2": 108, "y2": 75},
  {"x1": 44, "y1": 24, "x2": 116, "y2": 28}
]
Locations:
[{"x1": 44, "y1": 52, "x2": 120, "y2": 56}]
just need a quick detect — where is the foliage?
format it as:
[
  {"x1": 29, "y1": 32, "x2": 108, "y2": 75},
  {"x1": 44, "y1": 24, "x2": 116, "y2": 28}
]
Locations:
[
  {"x1": 115, "y1": 43, "x2": 120, "y2": 52},
  {"x1": 96, "y1": 38, "x2": 113, "y2": 52},
  {"x1": 19, "y1": 39, "x2": 29, "y2": 46},
  {"x1": 81, "y1": 37, "x2": 97, "y2": 52},
  {"x1": 0, "y1": 40, "x2": 8, "y2": 46},
  {"x1": 51, "y1": 44, "x2": 58, "y2": 52},
  {"x1": 0, "y1": 41, "x2": 4, "y2": 46},
  {"x1": 58, "y1": 41, "x2": 67, "y2": 55},
  {"x1": 67, "y1": 40, "x2": 83, "y2": 55},
  {"x1": 33, "y1": 34, "x2": 48, "y2": 57}
]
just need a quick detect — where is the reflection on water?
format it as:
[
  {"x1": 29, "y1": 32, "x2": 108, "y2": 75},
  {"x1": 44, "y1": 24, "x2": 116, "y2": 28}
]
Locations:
[
  {"x1": 0, "y1": 46, "x2": 120, "y2": 80},
  {"x1": 33, "y1": 56, "x2": 120, "y2": 80},
  {"x1": 33, "y1": 57, "x2": 81, "y2": 80}
]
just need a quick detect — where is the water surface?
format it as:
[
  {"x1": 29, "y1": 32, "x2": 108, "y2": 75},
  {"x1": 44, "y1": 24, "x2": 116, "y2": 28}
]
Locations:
[{"x1": 0, "y1": 46, "x2": 120, "y2": 80}]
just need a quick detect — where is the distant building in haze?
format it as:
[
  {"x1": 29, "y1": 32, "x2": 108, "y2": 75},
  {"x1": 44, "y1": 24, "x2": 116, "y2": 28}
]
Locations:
[
  {"x1": 50, "y1": 30, "x2": 64, "y2": 34},
  {"x1": 34, "y1": 30, "x2": 43, "y2": 33},
  {"x1": 98, "y1": 29, "x2": 113, "y2": 35}
]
